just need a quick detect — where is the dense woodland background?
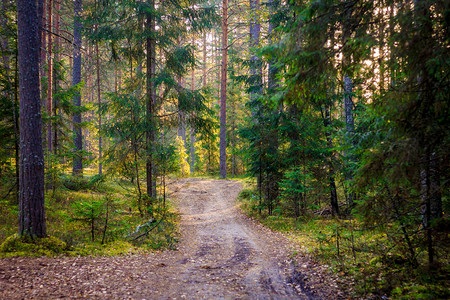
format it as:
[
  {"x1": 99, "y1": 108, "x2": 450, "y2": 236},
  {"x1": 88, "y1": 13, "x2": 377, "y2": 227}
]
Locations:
[{"x1": 0, "y1": 0, "x2": 449, "y2": 298}]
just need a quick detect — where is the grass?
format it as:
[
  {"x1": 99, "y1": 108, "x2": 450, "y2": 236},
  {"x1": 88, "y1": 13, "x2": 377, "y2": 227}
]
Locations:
[
  {"x1": 237, "y1": 183, "x2": 450, "y2": 299},
  {"x1": 0, "y1": 174, "x2": 179, "y2": 257}
]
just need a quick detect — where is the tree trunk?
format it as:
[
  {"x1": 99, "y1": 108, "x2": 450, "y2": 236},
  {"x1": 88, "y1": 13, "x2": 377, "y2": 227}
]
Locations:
[
  {"x1": 216, "y1": 30, "x2": 220, "y2": 104},
  {"x1": 324, "y1": 104, "x2": 339, "y2": 216},
  {"x1": 72, "y1": 0, "x2": 83, "y2": 176},
  {"x1": 53, "y1": 0, "x2": 60, "y2": 156},
  {"x1": 249, "y1": 0, "x2": 262, "y2": 99},
  {"x1": 96, "y1": 41, "x2": 102, "y2": 176},
  {"x1": 342, "y1": 3, "x2": 355, "y2": 210},
  {"x1": 46, "y1": 0, "x2": 53, "y2": 155},
  {"x1": 190, "y1": 53, "x2": 196, "y2": 174},
  {"x1": 219, "y1": 0, "x2": 228, "y2": 179},
  {"x1": 202, "y1": 32, "x2": 207, "y2": 88},
  {"x1": 38, "y1": 0, "x2": 45, "y2": 87},
  {"x1": 18, "y1": 0, "x2": 47, "y2": 237},
  {"x1": 250, "y1": 0, "x2": 262, "y2": 187},
  {"x1": 146, "y1": 0, "x2": 156, "y2": 198},
  {"x1": 267, "y1": 0, "x2": 277, "y2": 93}
]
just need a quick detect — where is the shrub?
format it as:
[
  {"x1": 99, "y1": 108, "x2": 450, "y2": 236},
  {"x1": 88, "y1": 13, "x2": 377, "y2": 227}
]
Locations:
[{"x1": 62, "y1": 176, "x2": 93, "y2": 191}]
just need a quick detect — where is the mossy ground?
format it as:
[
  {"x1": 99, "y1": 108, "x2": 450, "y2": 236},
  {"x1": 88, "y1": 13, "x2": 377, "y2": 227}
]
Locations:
[
  {"x1": 237, "y1": 183, "x2": 450, "y2": 299},
  {"x1": 0, "y1": 173, "x2": 179, "y2": 257}
]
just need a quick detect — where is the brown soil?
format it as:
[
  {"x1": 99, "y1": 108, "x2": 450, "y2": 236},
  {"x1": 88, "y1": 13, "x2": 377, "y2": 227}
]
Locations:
[{"x1": 0, "y1": 178, "x2": 345, "y2": 299}]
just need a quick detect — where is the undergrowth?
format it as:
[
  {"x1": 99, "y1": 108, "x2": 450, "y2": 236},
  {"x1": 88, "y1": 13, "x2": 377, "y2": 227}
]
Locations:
[
  {"x1": 0, "y1": 175, "x2": 179, "y2": 257},
  {"x1": 238, "y1": 185, "x2": 450, "y2": 299}
]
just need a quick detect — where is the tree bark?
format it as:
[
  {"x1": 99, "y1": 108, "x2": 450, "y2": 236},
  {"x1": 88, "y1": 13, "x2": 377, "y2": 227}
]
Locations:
[
  {"x1": 96, "y1": 41, "x2": 102, "y2": 175},
  {"x1": 53, "y1": 0, "x2": 60, "y2": 155},
  {"x1": 249, "y1": 0, "x2": 262, "y2": 101},
  {"x1": 342, "y1": 2, "x2": 355, "y2": 209},
  {"x1": 46, "y1": 0, "x2": 53, "y2": 155},
  {"x1": 190, "y1": 47, "x2": 196, "y2": 174},
  {"x1": 202, "y1": 32, "x2": 207, "y2": 88},
  {"x1": 38, "y1": 0, "x2": 45, "y2": 87},
  {"x1": 250, "y1": 0, "x2": 262, "y2": 187},
  {"x1": 18, "y1": 0, "x2": 47, "y2": 237},
  {"x1": 219, "y1": 0, "x2": 228, "y2": 179},
  {"x1": 72, "y1": 0, "x2": 83, "y2": 176},
  {"x1": 324, "y1": 104, "x2": 339, "y2": 216},
  {"x1": 267, "y1": 0, "x2": 277, "y2": 93},
  {"x1": 146, "y1": 0, "x2": 156, "y2": 198}
]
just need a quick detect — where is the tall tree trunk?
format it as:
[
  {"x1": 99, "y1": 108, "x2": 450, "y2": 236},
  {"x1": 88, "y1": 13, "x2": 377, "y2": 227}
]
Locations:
[
  {"x1": 96, "y1": 41, "x2": 102, "y2": 175},
  {"x1": 53, "y1": 0, "x2": 60, "y2": 155},
  {"x1": 250, "y1": 0, "x2": 262, "y2": 186},
  {"x1": 18, "y1": 0, "x2": 47, "y2": 237},
  {"x1": 323, "y1": 104, "x2": 339, "y2": 216},
  {"x1": 13, "y1": 55, "x2": 20, "y2": 203},
  {"x1": 249, "y1": 0, "x2": 262, "y2": 105},
  {"x1": 342, "y1": 3, "x2": 355, "y2": 210},
  {"x1": 176, "y1": 37, "x2": 187, "y2": 148},
  {"x1": 414, "y1": 0, "x2": 442, "y2": 265},
  {"x1": 219, "y1": 0, "x2": 228, "y2": 179},
  {"x1": 216, "y1": 30, "x2": 220, "y2": 104},
  {"x1": 267, "y1": 0, "x2": 277, "y2": 93},
  {"x1": 202, "y1": 32, "x2": 207, "y2": 88},
  {"x1": 146, "y1": 0, "x2": 156, "y2": 198},
  {"x1": 38, "y1": 0, "x2": 45, "y2": 89},
  {"x1": 190, "y1": 47, "x2": 196, "y2": 174},
  {"x1": 72, "y1": 0, "x2": 83, "y2": 176},
  {"x1": 46, "y1": 0, "x2": 53, "y2": 155}
]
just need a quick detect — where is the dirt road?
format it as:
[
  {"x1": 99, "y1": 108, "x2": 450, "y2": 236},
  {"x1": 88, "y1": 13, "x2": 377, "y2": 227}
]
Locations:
[
  {"x1": 154, "y1": 178, "x2": 308, "y2": 299},
  {"x1": 0, "y1": 178, "x2": 338, "y2": 299}
]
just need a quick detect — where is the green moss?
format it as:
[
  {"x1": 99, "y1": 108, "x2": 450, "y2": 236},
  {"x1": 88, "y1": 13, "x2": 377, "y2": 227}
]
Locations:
[
  {"x1": 391, "y1": 283, "x2": 450, "y2": 299},
  {"x1": 0, "y1": 234, "x2": 67, "y2": 257},
  {"x1": 67, "y1": 241, "x2": 144, "y2": 256}
]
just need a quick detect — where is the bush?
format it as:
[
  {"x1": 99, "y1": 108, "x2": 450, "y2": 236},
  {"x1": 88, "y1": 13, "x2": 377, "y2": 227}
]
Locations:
[
  {"x1": 62, "y1": 176, "x2": 93, "y2": 191},
  {"x1": 238, "y1": 188, "x2": 253, "y2": 200}
]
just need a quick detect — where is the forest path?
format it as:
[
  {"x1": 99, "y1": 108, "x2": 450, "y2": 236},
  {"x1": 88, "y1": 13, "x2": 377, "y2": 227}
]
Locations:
[
  {"x1": 0, "y1": 178, "x2": 334, "y2": 299},
  {"x1": 149, "y1": 178, "x2": 309, "y2": 299}
]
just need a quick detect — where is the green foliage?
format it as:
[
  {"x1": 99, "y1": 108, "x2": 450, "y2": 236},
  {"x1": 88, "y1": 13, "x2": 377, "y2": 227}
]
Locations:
[
  {"x1": 239, "y1": 189, "x2": 449, "y2": 298},
  {"x1": 70, "y1": 196, "x2": 106, "y2": 242},
  {"x1": 62, "y1": 175, "x2": 95, "y2": 191},
  {"x1": 279, "y1": 167, "x2": 312, "y2": 216},
  {"x1": 238, "y1": 188, "x2": 253, "y2": 201},
  {"x1": 175, "y1": 136, "x2": 190, "y2": 177}
]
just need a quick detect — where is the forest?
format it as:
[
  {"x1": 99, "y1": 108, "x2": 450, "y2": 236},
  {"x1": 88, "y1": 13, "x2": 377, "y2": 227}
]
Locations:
[{"x1": 0, "y1": 0, "x2": 449, "y2": 298}]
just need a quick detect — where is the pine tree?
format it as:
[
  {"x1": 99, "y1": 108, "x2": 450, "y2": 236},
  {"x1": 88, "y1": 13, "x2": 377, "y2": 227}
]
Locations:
[
  {"x1": 72, "y1": 0, "x2": 83, "y2": 176},
  {"x1": 219, "y1": 0, "x2": 229, "y2": 179},
  {"x1": 18, "y1": 0, "x2": 46, "y2": 237}
]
